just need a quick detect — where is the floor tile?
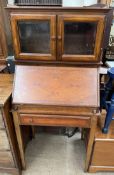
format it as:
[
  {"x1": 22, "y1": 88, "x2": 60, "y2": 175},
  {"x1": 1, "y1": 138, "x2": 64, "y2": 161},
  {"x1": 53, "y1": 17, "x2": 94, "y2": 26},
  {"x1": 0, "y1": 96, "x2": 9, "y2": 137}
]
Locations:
[{"x1": 1, "y1": 133, "x2": 114, "y2": 175}]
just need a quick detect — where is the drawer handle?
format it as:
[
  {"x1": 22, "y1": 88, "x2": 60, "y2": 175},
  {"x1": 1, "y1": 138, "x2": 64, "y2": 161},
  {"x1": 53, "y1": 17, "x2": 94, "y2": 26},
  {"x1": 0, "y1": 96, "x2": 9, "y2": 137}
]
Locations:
[
  {"x1": 51, "y1": 36, "x2": 56, "y2": 41},
  {"x1": 58, "y1": 36, "x2": 62, "y2": 40}
]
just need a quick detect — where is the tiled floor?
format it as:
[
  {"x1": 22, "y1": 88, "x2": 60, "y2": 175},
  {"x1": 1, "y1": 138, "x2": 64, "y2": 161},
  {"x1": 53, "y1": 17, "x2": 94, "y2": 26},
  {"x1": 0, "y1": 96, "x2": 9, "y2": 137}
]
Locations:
[{"x1": 1, "y1": 133, "x2": 114, "y2": 175}]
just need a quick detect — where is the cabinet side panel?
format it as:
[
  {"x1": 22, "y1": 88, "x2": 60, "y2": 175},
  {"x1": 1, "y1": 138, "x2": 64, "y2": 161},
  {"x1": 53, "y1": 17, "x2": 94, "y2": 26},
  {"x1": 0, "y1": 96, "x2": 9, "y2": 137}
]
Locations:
[{"x1": 91, "y1": 141, "x2": 114, "y2": 166}]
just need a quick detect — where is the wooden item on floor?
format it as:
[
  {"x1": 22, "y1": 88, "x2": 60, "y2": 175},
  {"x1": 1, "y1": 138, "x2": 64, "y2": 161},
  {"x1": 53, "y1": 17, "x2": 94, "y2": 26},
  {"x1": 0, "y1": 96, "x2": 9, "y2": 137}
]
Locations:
[
  {"x1": 0, "y1": 74, "x2": 21, "y2": 175},
  {"x1": 84, "y1": 110, "x2": 114, "y2": 173},
  {"x1": 12, "y1": 65, "x2": 99, "y2": 171}
]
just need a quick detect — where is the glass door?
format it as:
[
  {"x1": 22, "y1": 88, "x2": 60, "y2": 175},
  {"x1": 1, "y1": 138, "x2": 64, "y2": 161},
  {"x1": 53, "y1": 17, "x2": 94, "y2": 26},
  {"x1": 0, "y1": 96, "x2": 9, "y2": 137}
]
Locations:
[
  {"x1": 11, "y1": 14, "x2": 56, "y2": 61},
  {"x1": 58, "y1": 15, "x2": 105, "y2": 62}
]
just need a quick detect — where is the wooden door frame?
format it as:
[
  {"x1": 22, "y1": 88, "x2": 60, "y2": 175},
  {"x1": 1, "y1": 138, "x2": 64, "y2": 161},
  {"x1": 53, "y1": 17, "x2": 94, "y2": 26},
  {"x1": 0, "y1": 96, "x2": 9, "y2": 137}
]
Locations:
[
  {"x1": 57, "y1": 15, "x2": 105, "y2": 62},
  {"x1": 11, "y1": 13, "x2": 56, "y2": 61},
  {"x1": 0, "y1": 0, "x2": 7, "y2": 62}
]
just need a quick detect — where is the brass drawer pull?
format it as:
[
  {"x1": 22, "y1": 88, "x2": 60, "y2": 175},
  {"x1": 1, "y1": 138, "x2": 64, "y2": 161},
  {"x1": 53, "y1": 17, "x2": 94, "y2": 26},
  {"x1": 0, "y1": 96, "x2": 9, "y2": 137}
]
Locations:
[
  {"x1": 58, "y1": 36, "x2": 62, "y2": 40},
  {"x1": 29, "y1": 118, "x2": 33, "y2": 123},
  {"x1": 51, "y1": 36, "x2": 56, "y2": 40}
]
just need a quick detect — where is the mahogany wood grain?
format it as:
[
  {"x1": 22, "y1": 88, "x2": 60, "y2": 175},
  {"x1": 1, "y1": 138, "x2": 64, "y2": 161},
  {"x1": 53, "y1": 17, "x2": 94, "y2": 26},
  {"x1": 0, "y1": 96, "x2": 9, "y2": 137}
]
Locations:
[
  {"x1": 0, "y1": 110, "x2": 5, "y2": 129},
  {"x1": 85, "y1": 114, "x2": 97, "y2": 171},
  {"x1": 0, "y1": 151, "x2": 15, "y2": 168},
  {"x1": 16, "y1": 105, "x2": 98, "y2": 116},
  {"x1": 12, "y1": 65, "x2": 100, "y2": 171},
  {"x1": 0, "y1": 130, "x2": 10, "y2": 150},
  {"x1": 0, "y1": 74, "x2": 21, "y2": 175},
  {"x1": 91, "y1": 141, "x2": 114, "y2": 166},
  {"x1": 0, "y1": 65, "x2": 6, "y2": 72},
  {"x1": 19, "y1": 114, "x2": 91, "y2": 128},
  {"x1": 8, "y1": 7, "x2": 113, "y2": 64},
  {"x1": 84, "y1": 111, "x2": 114, "y2": 173},
  {"x1": 0, "y1": 74, "x2": 13, "y2": 105},
  {"x1": 8, "y1": 6, "x2": 109, "y2": 174},
  {"x1": 89, "y1": 166, "x2": 114, "y2": 173},
  {"x1": 0, "y1": 167, "x2": 21, "y2": 175},
  {"x1": 0, "y1": 0, "x2": 7, "y2": 62},
  {"x1": 13, "y1": 66, "x2": 99, "y2": 107},
  {"x1": 58, "y1": 15, "x2": 105, "y2": 62},
  {"x1": 12, "y1": 111, "x2": 26, "y2": 170},
  {"x1": 11, "y1": 14, "x2": 56, "y2": 61}
]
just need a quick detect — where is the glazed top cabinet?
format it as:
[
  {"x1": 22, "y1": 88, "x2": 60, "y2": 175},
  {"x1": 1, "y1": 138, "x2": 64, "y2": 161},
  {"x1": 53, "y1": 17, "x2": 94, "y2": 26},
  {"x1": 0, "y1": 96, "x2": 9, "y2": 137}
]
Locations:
[{"x1": 9, "y1": 7, "x2": 113, "y2": 64}]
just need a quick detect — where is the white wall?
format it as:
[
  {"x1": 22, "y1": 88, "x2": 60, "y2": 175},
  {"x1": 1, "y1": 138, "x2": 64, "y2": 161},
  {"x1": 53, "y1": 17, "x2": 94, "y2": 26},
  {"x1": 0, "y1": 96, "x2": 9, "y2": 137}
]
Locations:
[
  {"x1": 7, "y1": 0, "x2": 14, "y2": 5},
  {"x1": 63, "y1": 0, "x2": 98, "y2": 6},
  {"x1": 63, "y1": 0, "x2": 84, "y2": 7}
]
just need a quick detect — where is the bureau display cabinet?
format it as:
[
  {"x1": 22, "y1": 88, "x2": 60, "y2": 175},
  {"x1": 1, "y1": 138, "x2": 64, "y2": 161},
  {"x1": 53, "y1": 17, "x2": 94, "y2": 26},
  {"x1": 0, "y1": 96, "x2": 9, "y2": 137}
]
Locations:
[
  {"x1": 9, "y1": 7, "x2": 113, "y2": 64},
  {"x1": 12, "y1": 65, "x2": 99, "y2": 172},
  {"x1": 8, "y1": 6, "x2": 113, "y2": 173}
]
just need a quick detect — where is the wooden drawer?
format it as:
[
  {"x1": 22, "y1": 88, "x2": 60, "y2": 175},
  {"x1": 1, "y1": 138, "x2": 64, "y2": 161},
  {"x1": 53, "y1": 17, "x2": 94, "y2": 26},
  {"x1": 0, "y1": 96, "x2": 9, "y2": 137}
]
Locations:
[
  {"x1": 0, "y1": 130, "x2": 10, "y2": 150},
  {"x1": 91, "y1": 141, "x2": 114, "y2": 166},
  {"x1": 19, "y1": 114, "x2": 91, "y2": 128},
  {"x1": 0, "y1": 151, "x2": 14, "y2": 168},
  {"x1": 0, "y1": 110, "x2": 5, "y2": 129}
]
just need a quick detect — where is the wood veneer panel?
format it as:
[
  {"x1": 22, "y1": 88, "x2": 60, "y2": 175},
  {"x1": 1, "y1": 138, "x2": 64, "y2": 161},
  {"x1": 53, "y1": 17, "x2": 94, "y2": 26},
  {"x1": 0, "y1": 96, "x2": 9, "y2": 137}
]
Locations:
[
  {"x1": 0, "y1": 110, "x2": 4, "y2": 129},
  {"x1": 19, "y1": 114, "x2": 91, "y2": 127},
  {"x1": 0, "y1": 151, "x2": 15, "y2": 168},
  {"x1": 91, "y1": 141, "x2": 114, "y2": 166},
  {"x1": 0, "y1": 130, "x2": 10, "y2": 150},
  {"x1": 13, "y1": 66, "x2": 99, "y2": 107}
]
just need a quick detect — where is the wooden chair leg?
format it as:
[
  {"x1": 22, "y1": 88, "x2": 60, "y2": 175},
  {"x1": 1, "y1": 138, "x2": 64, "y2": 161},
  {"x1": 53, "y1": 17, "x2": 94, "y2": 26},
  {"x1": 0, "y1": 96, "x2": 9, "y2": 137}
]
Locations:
[
  {"x1": 85, "y1": 115, "x2": 97, "y2": 172},
  {"x1": 81, "y1": 128, "x2": 85, "y2": 140},
  {"x1": 31, "y1": 126, "x2": 35, "y2": 138},
  {"x1": 12, "y1": 111, "x2": 26, "y2": 170}
]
